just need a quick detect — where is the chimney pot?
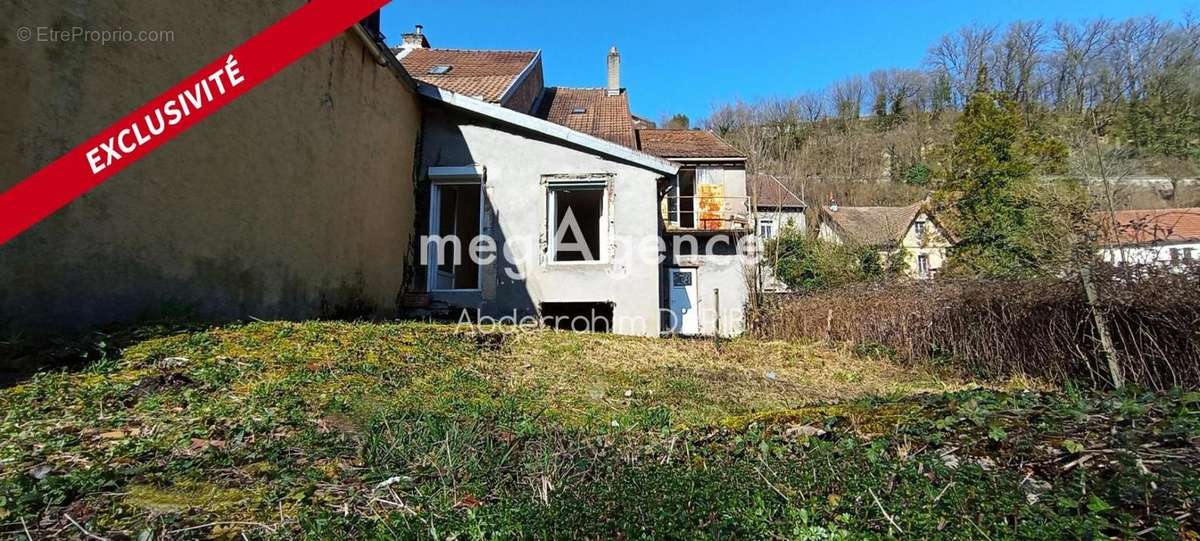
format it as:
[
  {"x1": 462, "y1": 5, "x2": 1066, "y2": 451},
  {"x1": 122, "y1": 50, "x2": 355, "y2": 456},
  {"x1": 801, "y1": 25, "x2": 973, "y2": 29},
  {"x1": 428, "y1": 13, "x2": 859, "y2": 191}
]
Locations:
[{"x1": 399, "y1": 24, "x2": 430, "y2": 51}]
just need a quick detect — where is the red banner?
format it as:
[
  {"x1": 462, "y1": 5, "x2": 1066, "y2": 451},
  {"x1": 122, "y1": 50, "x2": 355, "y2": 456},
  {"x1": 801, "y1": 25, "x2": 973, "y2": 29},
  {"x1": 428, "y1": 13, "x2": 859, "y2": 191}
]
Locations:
[{"x1": 0, "y1": 0, "x2": 390, "y2": 245}]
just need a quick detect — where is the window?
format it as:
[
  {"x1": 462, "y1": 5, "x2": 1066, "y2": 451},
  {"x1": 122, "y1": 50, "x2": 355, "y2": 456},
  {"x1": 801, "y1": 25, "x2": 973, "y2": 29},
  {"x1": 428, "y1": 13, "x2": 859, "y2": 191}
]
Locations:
[
  {"x1": 570, "y1": 107, "x2": 587, "y2": 114},
  {"x1": 666, "y1": 169, "x2": 696, "y2": 228},
  {"x1": 917, "y1": 254, "x2": 930, "y2": 277},
  {"x1": 548, "y1": 182, "x2": 607, "y2": 262},
  {"x1": 914, "y1": 220, "x2": 927, "y2": 238},
  {"x1": 1170, "y1": 248, "x2": 1182, "y2": 262},
  {"x1": 427, "y1": 65, "x2": 452, "y2": 75},
  {"x1": 428, "y1": 182, "x2": 482, "y2": 290},
  {"x1": 758, "y1": 218, "x2": 775, "y2": 239}
]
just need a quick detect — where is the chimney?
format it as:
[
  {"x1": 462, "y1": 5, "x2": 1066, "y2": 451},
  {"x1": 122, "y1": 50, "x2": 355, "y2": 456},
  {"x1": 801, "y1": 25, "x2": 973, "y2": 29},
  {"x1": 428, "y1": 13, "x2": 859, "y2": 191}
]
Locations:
[
  {"x1": 607, "y1": 46, "x2": 621, "y2": 96},
  {"x1": 399, "y1": 24, "x2": 430, "y2": 52}
]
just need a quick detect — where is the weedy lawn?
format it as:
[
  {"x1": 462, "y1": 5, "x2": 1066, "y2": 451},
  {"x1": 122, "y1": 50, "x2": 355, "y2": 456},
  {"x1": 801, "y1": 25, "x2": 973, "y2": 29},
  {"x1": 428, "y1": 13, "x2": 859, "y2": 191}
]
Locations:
[{"x1": 0, "y1": 321, "x2": 1196, "y2": 539}]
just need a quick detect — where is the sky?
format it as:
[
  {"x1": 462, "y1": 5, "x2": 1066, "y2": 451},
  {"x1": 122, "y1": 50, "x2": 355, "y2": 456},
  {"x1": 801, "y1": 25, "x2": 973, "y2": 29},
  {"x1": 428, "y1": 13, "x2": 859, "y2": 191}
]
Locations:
[{"x1": 381, "y1": 0, "x2": 1198, "y2": 125}]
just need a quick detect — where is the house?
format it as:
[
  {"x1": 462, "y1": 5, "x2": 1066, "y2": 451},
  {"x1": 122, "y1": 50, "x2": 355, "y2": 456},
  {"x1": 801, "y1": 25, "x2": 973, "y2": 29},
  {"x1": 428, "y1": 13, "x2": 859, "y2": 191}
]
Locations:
[
  {"x1": 395, "y1": 28, "x2": 752, "y2": 336},
  {"x1": 749, "y1": 174, "x2": 807, "y2": 292},
  {"x1": 750, "y1": 173, "x2": 807, "y2": 239},
  {"x1": 818, "y1": 201, "x2": 952, "y2": 279},
  {"x1": 1, "y1": 3, "x2": 422, "y2": 334},
  {"x1": 1097, "y1": 208, "x2": 1200, "y2": 268},
  {"x1": 636, "y1": 129, "x2": 751, "y2": 336}
]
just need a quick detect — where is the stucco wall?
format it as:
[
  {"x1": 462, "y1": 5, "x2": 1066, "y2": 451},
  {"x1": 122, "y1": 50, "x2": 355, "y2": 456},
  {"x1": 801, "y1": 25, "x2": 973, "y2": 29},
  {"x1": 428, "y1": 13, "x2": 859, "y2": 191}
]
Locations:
[
  {"x1": 0, "y1": 1, "x2": 421, "y2": 333},
  {"x1": 1101, "y1": 241, "x2": 1200, "y2": 268},
  {"x1": 419, "y1": 105, "x2": 664, "y2": 336},
  {"x1": 896, "y1": 212, "x2": 951, "y2": 278}
]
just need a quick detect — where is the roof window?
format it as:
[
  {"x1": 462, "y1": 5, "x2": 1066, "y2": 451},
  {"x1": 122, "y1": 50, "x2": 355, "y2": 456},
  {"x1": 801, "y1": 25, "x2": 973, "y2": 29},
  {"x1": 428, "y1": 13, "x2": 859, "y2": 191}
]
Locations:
[
  {"x1": 427, "y1": 65, "x2": 452, "y2": 75},
  {"x1": 570, "y1": 107, "x2": 587, "y2": 114}
]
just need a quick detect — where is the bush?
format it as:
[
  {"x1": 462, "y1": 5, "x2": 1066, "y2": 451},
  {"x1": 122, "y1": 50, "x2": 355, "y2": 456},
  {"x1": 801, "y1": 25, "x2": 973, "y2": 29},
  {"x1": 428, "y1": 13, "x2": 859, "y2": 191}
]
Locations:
[
  {"x1": 763, "y1": 232, "x2": 893, "y2": 291},
  {"x1": 753, "y1": 265, "x2": 1200, "y2": 391}
]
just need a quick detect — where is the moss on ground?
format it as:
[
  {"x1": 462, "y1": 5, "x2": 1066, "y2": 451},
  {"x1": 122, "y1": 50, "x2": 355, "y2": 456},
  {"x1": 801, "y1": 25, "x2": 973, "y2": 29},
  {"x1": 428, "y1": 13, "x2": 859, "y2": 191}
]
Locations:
[{"x1": 0, "y1": 321, "x2": 1196, "y2": 539}]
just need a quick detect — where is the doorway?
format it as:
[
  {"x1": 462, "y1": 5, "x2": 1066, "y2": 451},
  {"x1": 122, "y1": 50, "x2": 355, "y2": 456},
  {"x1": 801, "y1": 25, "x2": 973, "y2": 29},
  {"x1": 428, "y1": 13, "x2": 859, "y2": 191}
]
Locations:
[{"x1": 667, "y1": 267, "x2": 698, "y2": 334}]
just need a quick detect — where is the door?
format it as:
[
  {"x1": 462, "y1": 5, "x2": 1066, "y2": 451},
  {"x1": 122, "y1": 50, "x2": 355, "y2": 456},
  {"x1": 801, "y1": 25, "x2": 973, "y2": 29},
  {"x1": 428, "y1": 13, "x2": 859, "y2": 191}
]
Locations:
[{"x1": 668, "y1": 267, "x2": 699, "y2": 335}]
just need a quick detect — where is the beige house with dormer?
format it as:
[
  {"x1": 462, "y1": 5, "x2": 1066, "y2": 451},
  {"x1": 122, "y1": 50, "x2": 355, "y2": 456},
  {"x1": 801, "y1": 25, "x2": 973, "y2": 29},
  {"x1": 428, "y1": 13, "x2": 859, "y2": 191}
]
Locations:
[{"x1": 818, "y1": 201, "x2": 954, "y2": 279}]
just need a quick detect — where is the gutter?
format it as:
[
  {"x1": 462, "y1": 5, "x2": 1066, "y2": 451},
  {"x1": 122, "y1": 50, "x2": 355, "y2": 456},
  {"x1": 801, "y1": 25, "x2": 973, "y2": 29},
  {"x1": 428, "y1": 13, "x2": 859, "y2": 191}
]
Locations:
[{"x1": 349, "y1": 23, "x2": 418, "y2": 89}]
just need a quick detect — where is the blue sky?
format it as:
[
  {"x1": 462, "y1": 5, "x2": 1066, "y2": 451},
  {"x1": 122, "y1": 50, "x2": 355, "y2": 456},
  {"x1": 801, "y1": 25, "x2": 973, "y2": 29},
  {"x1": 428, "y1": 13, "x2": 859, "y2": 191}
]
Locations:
[{"x1": 381, "y1": 0, "x2": 1197, "y2": 124}]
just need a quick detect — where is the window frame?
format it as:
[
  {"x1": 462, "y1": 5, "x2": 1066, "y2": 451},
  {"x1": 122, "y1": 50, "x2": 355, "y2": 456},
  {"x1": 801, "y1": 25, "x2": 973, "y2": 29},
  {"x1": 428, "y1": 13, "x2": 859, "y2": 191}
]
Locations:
[
  {"x1": 758, "y1": 218, "x2": 776, "y2": 239},
  {"x1": 427, "y1": 177, "x2": 485, "y2": 292},
  {"x1": 546, "y1": 178, "x2": 610, "y2": 265}
]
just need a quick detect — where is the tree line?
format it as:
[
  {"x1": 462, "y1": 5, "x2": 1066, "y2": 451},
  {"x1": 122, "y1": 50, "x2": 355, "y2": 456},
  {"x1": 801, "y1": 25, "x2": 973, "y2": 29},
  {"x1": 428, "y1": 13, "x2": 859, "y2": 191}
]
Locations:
[{"x1": 705, "y1": 14, "x2": 1200, "y2": 208}]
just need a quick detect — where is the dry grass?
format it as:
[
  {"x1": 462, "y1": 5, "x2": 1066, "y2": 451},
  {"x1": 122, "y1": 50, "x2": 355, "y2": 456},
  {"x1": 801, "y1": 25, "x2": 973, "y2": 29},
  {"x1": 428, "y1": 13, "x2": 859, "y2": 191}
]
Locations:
[{"x1": 486, "y1": 330, "x2": 972, "y2": 425}]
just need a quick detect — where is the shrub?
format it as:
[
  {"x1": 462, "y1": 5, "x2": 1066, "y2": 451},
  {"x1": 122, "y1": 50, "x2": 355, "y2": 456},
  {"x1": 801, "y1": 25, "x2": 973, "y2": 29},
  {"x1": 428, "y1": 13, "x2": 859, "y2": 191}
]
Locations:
[
  {"x1": 753, "y1": 265, "x2": 1200, "y2": 390},
  {"x1": 763, "y1": 232, "x2": 892, "y2": 291}
]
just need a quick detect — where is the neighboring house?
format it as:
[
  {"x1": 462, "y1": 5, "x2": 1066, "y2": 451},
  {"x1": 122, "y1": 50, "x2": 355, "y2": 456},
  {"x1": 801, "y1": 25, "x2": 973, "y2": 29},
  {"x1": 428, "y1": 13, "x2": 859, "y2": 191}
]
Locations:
[
  {"x1": 818, "y1": 201, "x2": 953, "y2": 279},
  {"x1": 1, "y1": 4, "x2": 422, "y2": 333},
  {"x1": 1097, "y1": 208, "x2": 1200, "y2": 268},
  {"x1": 396, "y1": 28, "x2": 751, "y2": 336},
  {"x1": 750, "y1": 174, "x2": 807, "y2": 239},
  {"x1": 749, "y1": 174, "x2": 807, "y2": 292}
]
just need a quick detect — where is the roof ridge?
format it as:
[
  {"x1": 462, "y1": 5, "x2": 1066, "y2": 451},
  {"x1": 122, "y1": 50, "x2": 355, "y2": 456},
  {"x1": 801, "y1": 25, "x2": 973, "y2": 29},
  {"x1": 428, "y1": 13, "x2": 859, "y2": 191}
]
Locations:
[{"x1": 415, "y1": 47, "x2": 540, "y2": 54}]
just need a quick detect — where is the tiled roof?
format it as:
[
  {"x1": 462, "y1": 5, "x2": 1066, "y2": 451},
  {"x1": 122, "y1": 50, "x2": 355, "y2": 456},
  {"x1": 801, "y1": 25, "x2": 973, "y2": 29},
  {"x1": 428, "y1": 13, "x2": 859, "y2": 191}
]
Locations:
[
  {"x1": 398, "y1": 48, "x2": 538, "y2": 103},
  {"x1": 820, "y1": 202, "x2": 923, "y2": 246},
  {"x1": 751, "y1": 174, "x2": 806, "y2": 209},
  {"x1": 1096, "y1": 208, "x2": 1200, "y2": 245},
  {"x1": 534, "y1": 87, "x2": 636, "y2": 148},
  {"x1": 635, "y1": 129, "x2": 745, "y2": 159}
]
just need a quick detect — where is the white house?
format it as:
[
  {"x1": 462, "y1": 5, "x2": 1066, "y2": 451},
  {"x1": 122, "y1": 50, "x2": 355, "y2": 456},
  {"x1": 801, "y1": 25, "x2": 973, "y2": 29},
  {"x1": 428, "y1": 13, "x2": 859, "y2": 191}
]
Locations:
[
  {"x1": 395, "y1": 28, "x2": 752, "y2": 336},
  {"x1": 1098, "y1": 208, "x2": 1200, "y2": 268},
  {"x1": 749, "y1": 173, "x2": 807, "y2": 292},
  {"x1": 818, "y1": 201, "x2": 953, "y2": 279}
]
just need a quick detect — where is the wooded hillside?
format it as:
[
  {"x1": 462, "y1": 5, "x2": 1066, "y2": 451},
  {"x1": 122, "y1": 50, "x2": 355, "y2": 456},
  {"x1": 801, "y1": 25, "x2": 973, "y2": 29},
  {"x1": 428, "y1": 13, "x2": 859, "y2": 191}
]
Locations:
[{"x1": 707, "y1": 14, "x2": 1200, "y2": 208}]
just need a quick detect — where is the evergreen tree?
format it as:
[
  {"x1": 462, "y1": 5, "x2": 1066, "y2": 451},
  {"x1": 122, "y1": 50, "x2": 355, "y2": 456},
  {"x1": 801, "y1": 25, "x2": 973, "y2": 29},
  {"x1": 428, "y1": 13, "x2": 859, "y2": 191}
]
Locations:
[{"x1": 936, "y1": 66, "x2": 1070, "y2": 278}]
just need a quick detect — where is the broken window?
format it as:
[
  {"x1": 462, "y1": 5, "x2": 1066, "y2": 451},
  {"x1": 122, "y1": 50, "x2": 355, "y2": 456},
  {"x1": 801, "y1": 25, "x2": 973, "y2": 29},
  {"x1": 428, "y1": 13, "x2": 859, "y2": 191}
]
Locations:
[
  {"x1": 429, "y1": 183, "x2": 481, "y2": 290},
  {"x1": 548, "y1": 183, "x2": 606, "y2": 262}
]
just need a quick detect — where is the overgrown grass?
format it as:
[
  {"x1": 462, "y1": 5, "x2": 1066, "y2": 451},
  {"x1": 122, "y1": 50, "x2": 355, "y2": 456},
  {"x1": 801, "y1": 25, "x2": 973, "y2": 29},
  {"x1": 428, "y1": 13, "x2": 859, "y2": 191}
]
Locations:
[{"x1": 0, "y1": 321, "x2": 1196, "y2": 539}]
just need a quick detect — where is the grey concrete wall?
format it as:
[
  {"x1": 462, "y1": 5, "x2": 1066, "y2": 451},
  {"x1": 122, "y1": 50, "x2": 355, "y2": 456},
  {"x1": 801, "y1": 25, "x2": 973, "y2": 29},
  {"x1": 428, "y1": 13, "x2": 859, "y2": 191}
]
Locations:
[
  {"x1": 0, "y1": 1, "x2": 421, "y2": 333},
  {"x1": 419, "y1": 105, "x2": 665, "y2": 336}
]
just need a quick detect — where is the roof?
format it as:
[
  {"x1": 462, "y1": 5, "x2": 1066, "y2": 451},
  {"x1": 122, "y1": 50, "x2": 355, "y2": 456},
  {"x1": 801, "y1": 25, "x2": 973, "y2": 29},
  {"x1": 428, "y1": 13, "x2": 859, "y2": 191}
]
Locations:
[
  {"x1": 398, "y1": 48, "x2": 538, "y2": 103},
  {"x1": 417, "y1": 84, "x2": 678, "y2": 176},
  {"x1": 635, "y1": 129, "x2": 746, "y2": 160},
  {"x1": 534, "y1": 88, "x2": 637, "y2": 148},
  {"x1": 1096, "y1": 208, "x2": 1200, "y2": 246},
  {"x1": 751, "y1": 174, "x2": 806, "y2": 209},
  {"x1": 820, "y1": 202, "x2": 924, "y2": 246}
]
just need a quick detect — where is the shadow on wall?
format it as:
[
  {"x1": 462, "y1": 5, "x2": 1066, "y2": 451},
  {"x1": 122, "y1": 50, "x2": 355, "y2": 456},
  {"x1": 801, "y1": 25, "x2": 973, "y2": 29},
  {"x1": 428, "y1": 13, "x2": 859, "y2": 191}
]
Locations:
[{"x1": 409, "y1": 109, "x2": 538, "y2": 326}]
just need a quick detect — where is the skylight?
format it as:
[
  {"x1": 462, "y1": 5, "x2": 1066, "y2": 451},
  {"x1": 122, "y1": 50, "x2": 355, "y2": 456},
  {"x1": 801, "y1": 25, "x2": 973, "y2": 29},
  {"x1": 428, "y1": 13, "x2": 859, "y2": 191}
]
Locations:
[
  {"x1": 571, "y1": 107, "x2": 587, "y2": 114},
  {"x1": 427, "y1": 65, "x2": 452, "y2": 75}
]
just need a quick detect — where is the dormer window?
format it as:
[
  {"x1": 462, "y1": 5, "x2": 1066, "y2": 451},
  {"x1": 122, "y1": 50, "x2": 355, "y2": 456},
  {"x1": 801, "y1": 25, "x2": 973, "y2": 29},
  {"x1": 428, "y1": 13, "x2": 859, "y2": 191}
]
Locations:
[
  {"x1": 570, "y1": 107, "x2": 587, "y2": 114},
  {"x1": 427, "y1": 65, "x2": 452, "y2": 75}
]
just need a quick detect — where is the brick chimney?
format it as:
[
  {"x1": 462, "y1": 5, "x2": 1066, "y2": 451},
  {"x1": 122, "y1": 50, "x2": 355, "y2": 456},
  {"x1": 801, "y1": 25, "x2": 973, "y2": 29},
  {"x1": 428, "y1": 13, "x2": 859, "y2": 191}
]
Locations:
[
  {"x1": 398, "y1": 24, "x2": 429, "y2": 54},
  {"x1": 607, "y1": 46, "x2": 621, "y2": 96}
]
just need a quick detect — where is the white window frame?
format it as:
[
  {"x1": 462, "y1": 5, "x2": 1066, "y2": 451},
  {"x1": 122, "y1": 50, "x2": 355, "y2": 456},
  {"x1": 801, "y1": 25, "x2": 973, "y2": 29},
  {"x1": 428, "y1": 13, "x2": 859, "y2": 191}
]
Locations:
[
  {"x1": 426, "y1": 168, "x2": 485, "y2": 292},
  {"x1": 758, "y1": 218, "x2": 775, "y2": 239},
  {"x1": 917, "y1": 254, "x2": 930, "y2": 277},
  {"x1": 546, "y1": 178, "x2": 610, "y2": 265},
  {"x1": 914, "y1": 220, "x2": 927, "y2": 238}
]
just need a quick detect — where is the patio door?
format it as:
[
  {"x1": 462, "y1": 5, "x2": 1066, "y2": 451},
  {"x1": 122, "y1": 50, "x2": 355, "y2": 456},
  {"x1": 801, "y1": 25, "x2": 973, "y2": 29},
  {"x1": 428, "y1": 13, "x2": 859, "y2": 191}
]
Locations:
[{"x1": 668, "y1": 267, "x2": 698, "y2": 335}]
